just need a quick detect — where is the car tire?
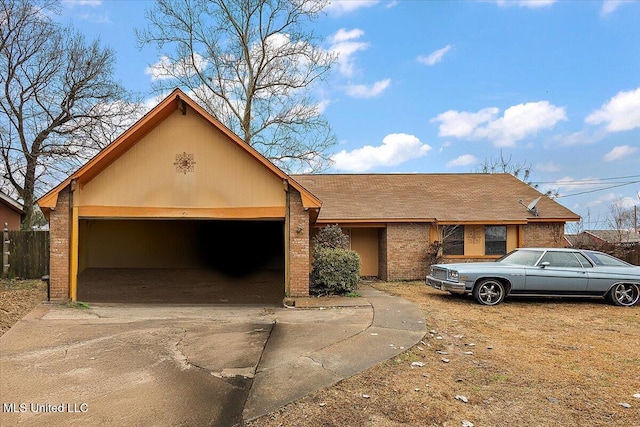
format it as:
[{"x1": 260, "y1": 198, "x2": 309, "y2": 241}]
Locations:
[
  {"x1": 607, "y1": 283, "x2": 640, "y2": 307},
  {"x1": 473, "y1": 279, "x2": 505, "y2": 306}
]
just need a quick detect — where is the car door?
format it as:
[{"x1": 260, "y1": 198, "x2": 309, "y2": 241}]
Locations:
[{"x1": 524, "y1": 251, "x2": 589, "y2": 293}]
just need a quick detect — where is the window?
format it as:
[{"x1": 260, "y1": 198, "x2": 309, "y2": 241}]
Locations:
[
  {"x1": 442, "y1": 226, "x2": 464, "y2": 255},
  {"x1": 485, "y1": 226, "x2": 507, "y2": 255},
  {"x1": 539, "y1": 251, "x2": 583, "y2": 268},
  {"x1": 575, "y1": 252, "x2": 593, "y2": 268}
]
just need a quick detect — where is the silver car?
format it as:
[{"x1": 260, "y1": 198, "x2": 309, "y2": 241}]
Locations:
[{"x1": 426, "y1": 248, "x2": 640, "y2": 306}]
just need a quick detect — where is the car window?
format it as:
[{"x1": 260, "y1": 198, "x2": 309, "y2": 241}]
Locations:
[
  {"x1": 584, "y1": 251, "x2": 632, "y2": 267},
  {"x1": 575, "y1": 252, "x2": 593, "y2": 268},
  {"x1": 498, "y1": 250, "x2": 543, "y2": 266},
  {"x1": 539, "y1": 251, "x2": 583, "y2": 268}
]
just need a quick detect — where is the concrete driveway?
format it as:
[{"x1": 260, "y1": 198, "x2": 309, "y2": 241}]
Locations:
[{"x1": 0, "y1": 287, "x2": 426, "y2": 427}]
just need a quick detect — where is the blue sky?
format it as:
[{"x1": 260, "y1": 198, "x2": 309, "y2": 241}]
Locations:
[{"x1": 57, "y1": 0, "x2": 639, "y2": 229}]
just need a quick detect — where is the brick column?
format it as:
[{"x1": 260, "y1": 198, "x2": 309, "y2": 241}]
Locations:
[
  {"x1": 48, "y1": 186, "x2": 71, "y2": 302},
  {"x1": 378, "y1": 227, "x2": 388, "y2": 281},
  {"x1": 287, "y1": 189, "x2": 310, "y2": 296}
]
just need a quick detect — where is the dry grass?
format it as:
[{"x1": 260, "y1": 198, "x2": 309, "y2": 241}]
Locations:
[
  {"x1": 249, "y1": 282, "x2": 640, "y2": 427},
  {"x1": 0, "y1": 279, "x2": 47, "y2": 336},
  {"x1": 1, "y1": 279, "x2": 638, "y2": 425}
]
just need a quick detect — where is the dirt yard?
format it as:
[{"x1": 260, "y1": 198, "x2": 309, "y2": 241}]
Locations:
[
  {"x1": 0, "y1": 279, "x2": 47, "y2": 336},
  {"x1": 2, "y1": 280, "x2": 638, "y2": 426},
  {"x1": 248, "y1": 282, "x2": 640, "y2": 427}
]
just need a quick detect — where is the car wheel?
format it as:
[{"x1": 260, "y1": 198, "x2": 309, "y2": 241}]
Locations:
[
  {"x1": 473, "y1": 279, "x2": 505, "y2": 306},
  {"x1": 607, "y1": 283, "x2": 640, "y2": 307}
]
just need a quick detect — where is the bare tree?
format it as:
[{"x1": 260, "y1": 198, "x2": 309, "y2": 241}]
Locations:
[
  {"x1": 137, "y1": 0, "x2": 336, "y2": 172},
  {"x1": 0, "y1": 0, "x2": 143, "y2": 228},
  {"x1": 427, "y1": 224, "x2": 462, "y2": 265},
  {"x1": 476, "y1": 150, "x2": 559, "y2": 198},
  {"x1": 608, "y1": 199, "x2": 634, "y2": 244}
]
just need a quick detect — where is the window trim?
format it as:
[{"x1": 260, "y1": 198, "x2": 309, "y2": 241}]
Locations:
[
  {"x1": 442, "y1": 225, "x2": 465, "y2": 256},
  {"x1": 484, "y1": 225, "x2": 507, "y2": 256}
]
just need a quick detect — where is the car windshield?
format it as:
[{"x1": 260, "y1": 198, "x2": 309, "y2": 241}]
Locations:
[
  {"x1": 584, "y1": 251, "x2": 632, "y2": 267},
  {"x1": 497, "y1": 249, "x2": 544, "y2": 266}
]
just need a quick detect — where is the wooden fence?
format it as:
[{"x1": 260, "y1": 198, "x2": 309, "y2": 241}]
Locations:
[
  {"x1": 622, "y1": 246, "x2": 640, "y2": 265},
  {"x1": 3, "y1": 230, "x2": 49, "y2": 279}
]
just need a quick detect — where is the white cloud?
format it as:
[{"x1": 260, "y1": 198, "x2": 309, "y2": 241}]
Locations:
[
  {"x1": 438, "y1": 141, "x2": 452, "y2": 153},
  {"x1": 494, "y1": 0, "x2": 557, "y2": 8},
  {"x1": 316, "y1": 99, "x2": 331, "y2": 114},
  {"x1": 332, "y1": 133, "x2": 431, "y2": 172},
  {"x1": 328, "y1": 28, "x2": 369, "y2": 77},
  {"x1": 418, "y1": 45, "x2": 452, "y2": 66},
  {"x1": 601, "y1": 0, "x2": 636, "y2": 16},
  {"x1": 585, "y1": 87, "x2": 640, "y2": 132},
  {"x1": 446, "y1": 154, "x2": 477, "y2": 168},
  {"x1": 146, "y1": 54, "x2": 208, "y2": 81},
  {"x1": 329, "y1": 28, "x2": 364, "y2": 44},
  {"x1": 554, "y1": 176, "x2": 602, "y2": 193},
  {"x1": 431, "y1": 101, "x2": 566, "y2": 146},
  {"x1": 613, "y1": 196, "x2": 639, "y2": 209},
  {"x1": 325, "y1": 0, "x2": 379, "y2": 14},
  {"x1": 345, "y1": 79, "x2": 391, "y2": 98},
  {"x1": 62, "y1": 0, "x2": 102, "y2": 6},
  {"x1": 584, "y1": 193, "x2": 638, "y2": 209},
  {"x1": 431, "y1": 107, "x2": 499, "y2": 138},
  {"x1": 77, "y1": 12, "x2": 111, "y2": 23},
  {"x1": 552, "y1": 129, "x2": 607, "y2": 146},
  {"x1": 478, "y1": 101, "x2": 567, "y2": 146},
  {"x1": 536, "y1": 161, "x2": 561, "y2": 173},
  {"x1": 604, "y1": 145, "x2": 638, "y2": 162}
]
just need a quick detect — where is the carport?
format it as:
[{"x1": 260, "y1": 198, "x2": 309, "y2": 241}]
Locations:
[
  {"x1": 77, "y1": 219, "x2": 285, "y2": 304},
  {"x1": 38, "y1": 89, "x2": 320, "y2": 303}
]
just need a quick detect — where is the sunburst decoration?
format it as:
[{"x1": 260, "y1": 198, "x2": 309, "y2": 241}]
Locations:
[
  {"x1": 174, "y1": 152, "x2": 196, "y2": 174},
  {"x1": 466, "y1": 227, "x2": 482, "y2": 244}
]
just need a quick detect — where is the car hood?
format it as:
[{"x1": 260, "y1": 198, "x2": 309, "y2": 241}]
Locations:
[{"x1": 432, "y1": 262, "x2": 501, "y2": 271}]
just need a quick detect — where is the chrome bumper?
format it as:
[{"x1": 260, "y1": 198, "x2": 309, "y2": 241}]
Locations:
[{"x1": 426, "y1": 275, "x2": 467, "y2": 294}]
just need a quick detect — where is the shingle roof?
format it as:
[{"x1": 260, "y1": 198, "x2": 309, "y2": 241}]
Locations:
[
  {"x1": 292, "y1": 173, "x2": 579, "y2": 223},
  {"x1": 0, "y1": 191, "x2": 24, "y2": 214},
  {"x1": 586, "y1": 230, "x2": 640, "y2": 244}
]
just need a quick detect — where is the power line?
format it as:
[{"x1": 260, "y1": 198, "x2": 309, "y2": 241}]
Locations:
[
  {"x1": 555, "y1": 180, "x2": 640, "y2": 198},
  {"x1": 531, "y1": 174, "x2": 640, "y2": 185}
]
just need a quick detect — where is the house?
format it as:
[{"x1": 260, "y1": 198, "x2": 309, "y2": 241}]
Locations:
[
  {"x1": 37, "y1": 89, "x2": 580, "y2": 303},
  {"x1": 293, "y1": 174, "x2": 579, "y2": 281},
  {"x1": 566, "y1": 230, "x2": 640, "y2": 249},
  {"x1": 1, "y1": 191, "x2": 24, "y2": 230}
]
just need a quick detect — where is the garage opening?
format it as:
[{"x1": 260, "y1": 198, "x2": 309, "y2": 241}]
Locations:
[{"x1": 77, "y1": 219, "x2": 285, "y2": 305}]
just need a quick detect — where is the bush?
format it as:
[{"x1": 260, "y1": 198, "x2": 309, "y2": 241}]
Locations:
[
  {"x1": 311, "y1": 247, "x2": 361, "y2": 295},
  {"x1": 312, "y1": 224, "x2": 349, "y2": 250}
]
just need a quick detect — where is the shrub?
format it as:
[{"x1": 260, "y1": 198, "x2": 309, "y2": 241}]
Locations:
[
  {"x1": 312, "y1": 224, "x2": 349, "y2": 250},
  {"x1": 311, "y1": 247, "x2": 361, "y2": 295}
]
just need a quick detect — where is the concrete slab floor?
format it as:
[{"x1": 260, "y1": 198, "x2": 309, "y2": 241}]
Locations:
[{"x1": 0, "y1": 287, "x2": 426, "y2": 427}]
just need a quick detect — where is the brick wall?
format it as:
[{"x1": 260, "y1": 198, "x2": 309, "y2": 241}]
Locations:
[
  {"x1": 48, "y1": 186, "x2": 71, "y2": 301},
  {"x1": 385, "y1": 223, "x2": 430, "y2": 281},
  {"x1": 378, "y1": 227, "x2": 388, "y2": 281},
  {"x1": 522, "y1": 222, "x2": 565, "y2": 248},
  {"x1": 288, "y1": 189, "x2": 310, "y2": 296}
]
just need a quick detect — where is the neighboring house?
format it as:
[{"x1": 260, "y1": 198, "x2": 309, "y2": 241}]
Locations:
[
  {"x1": 0, "y1": 191, "x2": 24, "y2": 230},
  {"x1": 566, "y1": 230, "x2": 640, "y2": 249},
  {"x1": 37, "y1": 89, "x2": 580, "y2": 302}
]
